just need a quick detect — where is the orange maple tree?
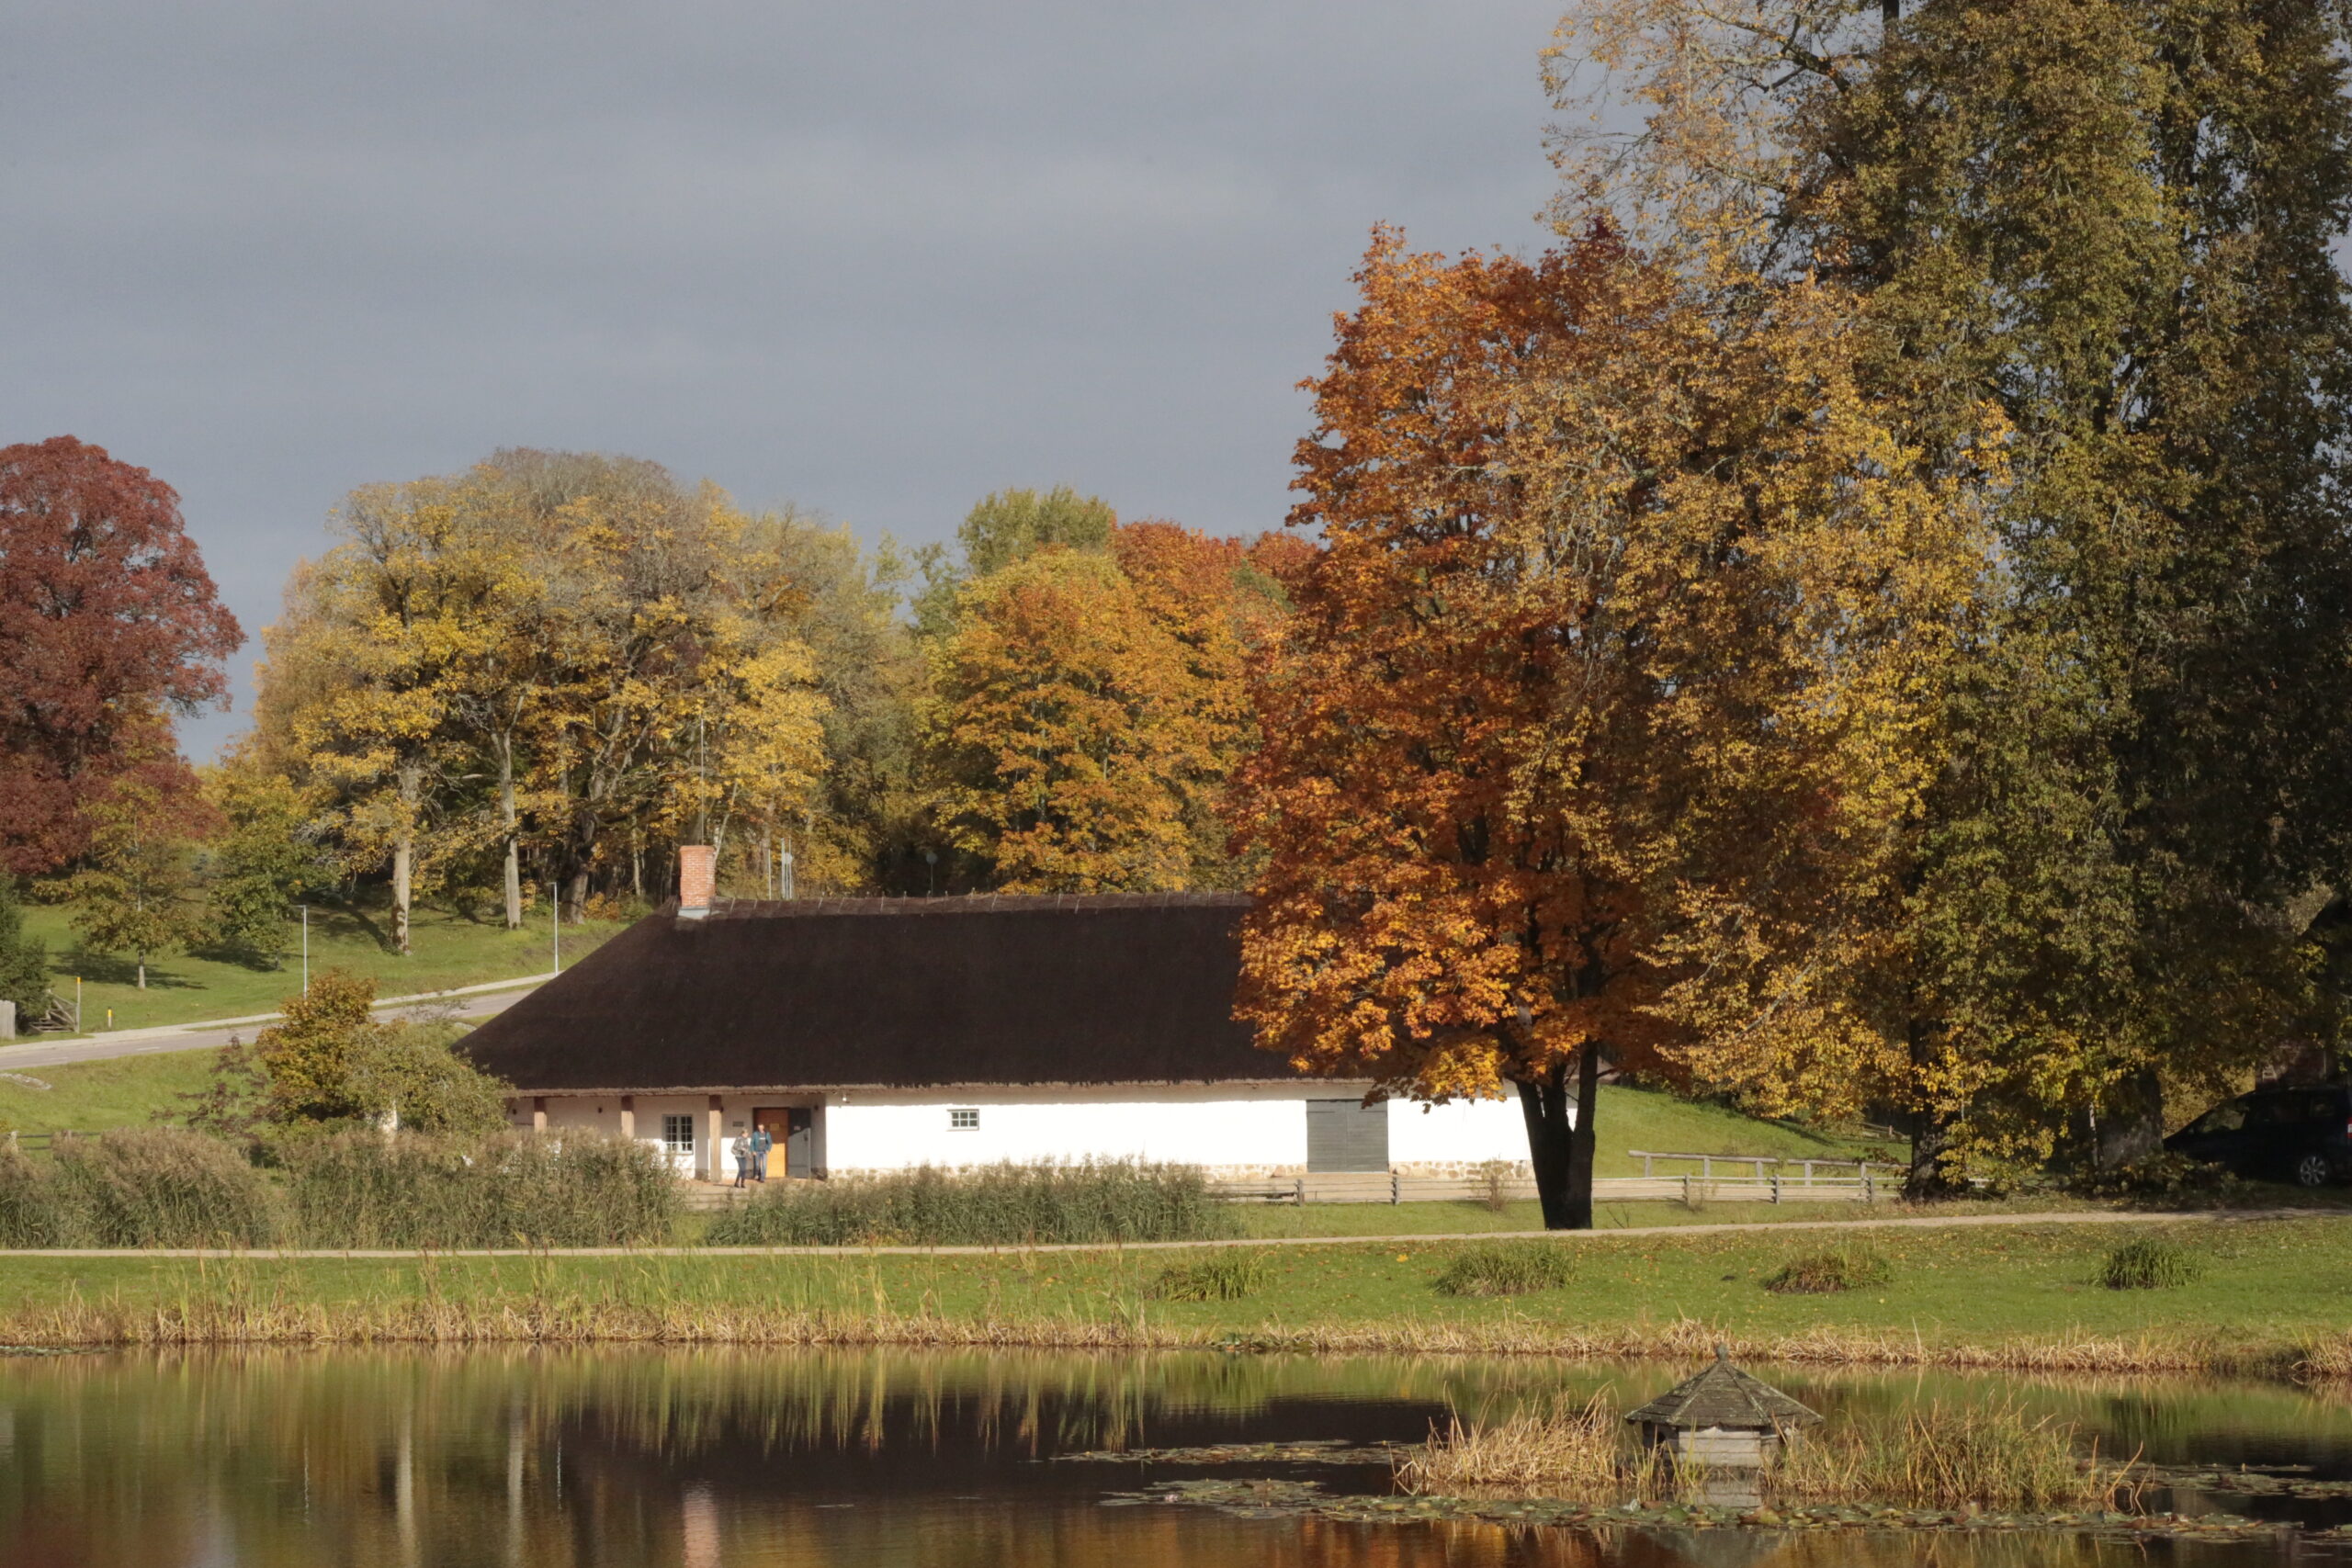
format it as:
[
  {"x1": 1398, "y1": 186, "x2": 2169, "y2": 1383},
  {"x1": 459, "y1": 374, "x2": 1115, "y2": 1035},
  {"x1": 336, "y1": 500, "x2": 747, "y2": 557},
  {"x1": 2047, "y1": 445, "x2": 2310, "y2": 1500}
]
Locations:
[{"x1": 1231, "y1": 228, "x2": 1984, "y2": 1226}]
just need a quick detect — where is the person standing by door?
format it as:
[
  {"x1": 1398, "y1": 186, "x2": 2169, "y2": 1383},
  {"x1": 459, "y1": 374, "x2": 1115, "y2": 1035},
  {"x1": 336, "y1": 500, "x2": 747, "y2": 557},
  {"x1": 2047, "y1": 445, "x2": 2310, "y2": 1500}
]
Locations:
[{"x1": 749, "y1": 1122, "x2": 774, "y2": 1182}]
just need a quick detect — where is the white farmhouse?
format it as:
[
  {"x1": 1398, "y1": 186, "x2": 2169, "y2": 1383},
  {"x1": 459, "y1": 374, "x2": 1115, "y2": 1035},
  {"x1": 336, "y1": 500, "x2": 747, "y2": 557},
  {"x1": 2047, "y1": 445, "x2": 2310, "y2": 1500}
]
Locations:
[{"x1": 458, "y1": 860, "x2": 1529, "y2": 1184}]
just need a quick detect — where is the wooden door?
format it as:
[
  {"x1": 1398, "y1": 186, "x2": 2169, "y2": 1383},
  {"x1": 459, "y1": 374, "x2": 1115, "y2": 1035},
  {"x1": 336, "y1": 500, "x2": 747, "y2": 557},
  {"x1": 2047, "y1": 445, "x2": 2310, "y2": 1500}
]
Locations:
[{"x1": 754, "y1": 1107, "x2": 818, "y2": 1178}]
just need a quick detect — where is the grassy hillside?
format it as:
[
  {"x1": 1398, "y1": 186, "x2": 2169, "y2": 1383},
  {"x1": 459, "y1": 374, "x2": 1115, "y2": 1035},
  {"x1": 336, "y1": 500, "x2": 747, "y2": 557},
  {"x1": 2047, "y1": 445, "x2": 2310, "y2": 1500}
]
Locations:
[
  {"x1": 14, "y1": 900, "x2": 624, "y2": 1034},
  {"x1": 1586, "y1": 1083, "x2": 1896, "y2": 1175}
]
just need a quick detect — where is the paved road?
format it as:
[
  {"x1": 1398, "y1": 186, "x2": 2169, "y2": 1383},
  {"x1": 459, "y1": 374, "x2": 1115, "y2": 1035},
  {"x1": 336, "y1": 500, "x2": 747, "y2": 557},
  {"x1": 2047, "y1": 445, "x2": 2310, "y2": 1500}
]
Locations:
[
  {"x1": 0, "y1": 980, "x2": 545, "y2": 1072},
  {"x1": 4, "y1": 1206, "x2": 2330, "y2": 1258}
]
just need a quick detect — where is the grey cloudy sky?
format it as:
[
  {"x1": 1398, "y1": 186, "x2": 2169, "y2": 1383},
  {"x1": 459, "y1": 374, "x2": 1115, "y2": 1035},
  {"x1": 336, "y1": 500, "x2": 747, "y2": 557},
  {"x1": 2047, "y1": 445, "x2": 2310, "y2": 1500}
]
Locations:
[{"x1": 5, "y1": 1, "x2": 1566, "y2": 757}]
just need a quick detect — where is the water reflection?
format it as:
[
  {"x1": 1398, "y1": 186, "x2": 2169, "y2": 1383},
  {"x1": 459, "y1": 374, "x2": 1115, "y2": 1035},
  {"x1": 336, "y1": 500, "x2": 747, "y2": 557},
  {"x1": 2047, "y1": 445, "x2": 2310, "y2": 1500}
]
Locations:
[{"x1": 0, "y1": 1348, "x2": 2339, "y2": 1567}]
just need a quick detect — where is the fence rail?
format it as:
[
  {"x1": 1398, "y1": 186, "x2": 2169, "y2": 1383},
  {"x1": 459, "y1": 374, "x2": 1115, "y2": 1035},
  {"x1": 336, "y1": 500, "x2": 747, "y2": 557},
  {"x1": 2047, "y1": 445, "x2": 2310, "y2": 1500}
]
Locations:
[
  {"x1": 1210, "y1": 1169, "x2": 1894, "y2": 1206},
  {"x1": 1625, "y1": 1148, "x2": 1906, "y2": 1182}
]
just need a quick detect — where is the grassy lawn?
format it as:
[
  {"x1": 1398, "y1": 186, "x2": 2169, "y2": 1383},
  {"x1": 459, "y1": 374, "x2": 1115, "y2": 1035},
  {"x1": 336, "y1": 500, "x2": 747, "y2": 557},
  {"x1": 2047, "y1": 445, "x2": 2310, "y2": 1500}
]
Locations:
[
  {"x1": 0, "y1": 1048, "x2": 220, "y2": 1135},
  {"x1": 4, "y1": 1215, "x2": 2346, "y2": 1369},
  {"x1": 16, "y1": 899, "x2": 623, "y2": 1034}
]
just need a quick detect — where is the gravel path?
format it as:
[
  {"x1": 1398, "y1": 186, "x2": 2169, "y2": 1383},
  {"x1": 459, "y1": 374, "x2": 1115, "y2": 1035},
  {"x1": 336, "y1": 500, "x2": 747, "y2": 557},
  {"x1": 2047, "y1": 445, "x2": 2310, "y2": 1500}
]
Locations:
[{"x1": 7, "y1": 1205, "x2": 2329, "y2": 1259}]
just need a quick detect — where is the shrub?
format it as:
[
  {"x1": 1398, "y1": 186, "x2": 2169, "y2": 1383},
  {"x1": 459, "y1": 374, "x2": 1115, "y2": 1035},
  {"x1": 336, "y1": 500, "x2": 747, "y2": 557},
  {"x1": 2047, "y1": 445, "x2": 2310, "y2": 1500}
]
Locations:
[
  {"x1": 283, "y1": 1129, "x2": 679, "y2": 1248},
  {"x1": 1152, "y1": 1253, "x2": 1268, "y2": 1302},
  {"x1": 1762, "y1": 1246, "x2": 1894, "y2": 1294},
  {"x1": 48, "y1": 1129, "x2": 280, "y2": 1247},
  {"x1": 1472, "y1": 1159, "x2": 1519, "y2": 1214},
  {"x1": 2098, "y1": 1237, "x2": 2204, "y2": 1290},
  {"x1": 704, "y1": 1160, "x2": 1239, "y2": 1247},
  {"x1": 254, "y1": 971, "x2": 509, "y2": 1135},
  {"x1": 2068, "y1": 1151, "x2": 2243, "y2": 1204},
  {"x1": 1433, "y1": 1241, "x2": 1573, "y2": 1297}
]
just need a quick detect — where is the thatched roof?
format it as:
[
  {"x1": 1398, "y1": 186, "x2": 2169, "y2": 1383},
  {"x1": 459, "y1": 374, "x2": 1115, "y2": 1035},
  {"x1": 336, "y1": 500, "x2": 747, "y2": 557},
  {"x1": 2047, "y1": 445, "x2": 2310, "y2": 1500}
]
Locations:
[
  {"x1": 457, "y1": 893, "x2": 1317, "y2": 1095},
  {"x1": 1623, "y1": 1349, "x2": 1822, "y2": 1431}
]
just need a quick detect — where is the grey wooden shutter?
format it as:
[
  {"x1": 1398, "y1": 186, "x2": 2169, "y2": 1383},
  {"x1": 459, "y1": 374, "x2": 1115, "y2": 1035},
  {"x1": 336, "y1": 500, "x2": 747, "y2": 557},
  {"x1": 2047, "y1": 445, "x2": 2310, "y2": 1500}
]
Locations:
[{"x1": 1306, "y1": 1098, "x2": 1390, "y2": 1172}]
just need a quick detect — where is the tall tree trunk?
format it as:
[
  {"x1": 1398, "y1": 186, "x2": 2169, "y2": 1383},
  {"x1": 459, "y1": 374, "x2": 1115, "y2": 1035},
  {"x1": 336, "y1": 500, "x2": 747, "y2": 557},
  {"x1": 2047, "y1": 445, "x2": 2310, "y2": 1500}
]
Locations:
[
  {"x1": 567, "y1": 867, "x2": 590, "y2": 925},
  {"x1": 495, "y1": 735, "x2": 522, "y2": 931},
  {"x1": 1517, "y1": 1065, "x2": 1574, "y2": 1228},
  {"x1": 137, "y1": 956, "x2": 146, "y2": 990},
  {"x1": 392, "y1": 761, "x2": 420, "y2": 955},
  {"x1": 1566, "y1": 1044, "x2": 1600, "y2": 1230},
  {"x1": 1904, "y1": 1015, "x2": 1962, "y2": 1199},
  {"x1": 2094, "y1": 1068, "x2": 2166, "y2": 1170},
  {"x1": 391, "y1": 826, "x2": 413, "y2": 955},
  {"x1": 1517, "y1": 1050, "x2": 1602, "y2": 1230}
]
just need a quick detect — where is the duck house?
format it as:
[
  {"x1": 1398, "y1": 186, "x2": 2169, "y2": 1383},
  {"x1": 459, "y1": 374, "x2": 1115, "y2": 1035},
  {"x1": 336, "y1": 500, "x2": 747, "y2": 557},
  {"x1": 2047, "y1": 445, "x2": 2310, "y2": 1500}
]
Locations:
[{"x1": 1623, "y1": 1348, "x2": 1821, "y2": 1468}]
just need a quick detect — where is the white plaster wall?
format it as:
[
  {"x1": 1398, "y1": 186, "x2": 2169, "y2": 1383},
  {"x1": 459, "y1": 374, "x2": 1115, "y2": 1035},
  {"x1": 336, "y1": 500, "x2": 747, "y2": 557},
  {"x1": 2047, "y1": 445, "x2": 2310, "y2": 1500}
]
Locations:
[
  {"x1": 824, "y1": 1083, "x2": 1314, "y2": 1173},
  {"x1": 519, "y1": 1083, "x2": 1548, "y2": 1178},
  {"x1": 1387, "y1": 1095, "x2": 1535, "y2": 1168}
]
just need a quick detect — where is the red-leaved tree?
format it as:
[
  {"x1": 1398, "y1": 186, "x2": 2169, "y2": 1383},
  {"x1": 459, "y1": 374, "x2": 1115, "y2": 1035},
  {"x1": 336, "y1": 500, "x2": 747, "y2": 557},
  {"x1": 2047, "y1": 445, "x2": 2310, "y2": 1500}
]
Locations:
[{"x1": 0, "y1": 437, "x2": 241, "y2": 874}]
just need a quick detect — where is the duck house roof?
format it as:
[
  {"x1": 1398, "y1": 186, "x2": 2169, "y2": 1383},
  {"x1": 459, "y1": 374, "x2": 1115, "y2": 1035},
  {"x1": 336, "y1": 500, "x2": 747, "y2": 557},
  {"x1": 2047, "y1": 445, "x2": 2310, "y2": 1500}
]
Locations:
[{"x1": 1623, "y1": 1348, "x2": 1822, "y2": 1431}]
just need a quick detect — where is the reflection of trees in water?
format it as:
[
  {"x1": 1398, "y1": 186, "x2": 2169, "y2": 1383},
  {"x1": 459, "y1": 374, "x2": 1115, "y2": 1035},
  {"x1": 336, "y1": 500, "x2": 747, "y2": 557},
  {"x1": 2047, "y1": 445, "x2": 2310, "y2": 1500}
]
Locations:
[{"x1": 0, "y1": 1348, "x2": 2339, "y2": 1567}]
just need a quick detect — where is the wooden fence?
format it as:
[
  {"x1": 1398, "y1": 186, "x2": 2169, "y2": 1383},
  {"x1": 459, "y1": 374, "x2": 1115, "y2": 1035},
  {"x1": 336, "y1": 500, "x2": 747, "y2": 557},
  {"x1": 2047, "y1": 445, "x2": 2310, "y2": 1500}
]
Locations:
[{"x1": 1213, "y1": 1151, "x2": 1905, "y2": 1206}]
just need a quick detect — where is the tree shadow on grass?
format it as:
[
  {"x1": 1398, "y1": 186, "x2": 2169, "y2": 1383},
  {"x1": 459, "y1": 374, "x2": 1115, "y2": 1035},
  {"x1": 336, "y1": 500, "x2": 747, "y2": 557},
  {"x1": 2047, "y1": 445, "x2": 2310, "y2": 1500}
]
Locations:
[{"x1": 54, "y1": 945, "x2": 204, "y2": 990}]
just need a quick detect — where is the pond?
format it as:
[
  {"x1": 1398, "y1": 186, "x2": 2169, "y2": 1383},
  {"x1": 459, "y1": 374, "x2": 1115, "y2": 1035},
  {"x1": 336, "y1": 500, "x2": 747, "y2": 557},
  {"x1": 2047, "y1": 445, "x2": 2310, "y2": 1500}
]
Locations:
[{"x1": 5, "y1": 1346, "x2": 2352, "y2": 1566}]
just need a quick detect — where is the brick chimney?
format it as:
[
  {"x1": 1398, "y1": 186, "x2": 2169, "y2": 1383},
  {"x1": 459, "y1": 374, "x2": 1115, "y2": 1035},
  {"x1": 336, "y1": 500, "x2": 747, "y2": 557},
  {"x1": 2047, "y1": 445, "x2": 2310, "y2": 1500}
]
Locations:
[{"x1": 678, "y1": 845, "x2": 715, "y2": 919}]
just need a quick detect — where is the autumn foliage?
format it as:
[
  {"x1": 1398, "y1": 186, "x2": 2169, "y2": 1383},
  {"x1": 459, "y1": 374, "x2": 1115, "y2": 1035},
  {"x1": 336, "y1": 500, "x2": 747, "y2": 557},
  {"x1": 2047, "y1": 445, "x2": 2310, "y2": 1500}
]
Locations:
[
  {"x1": 923, "y1": 518, "x2": 1287, "y2": 894},
  {"x1": 1230, "y1": 228, "x2": 1986, "y2": 1225},
  {"x1": 0, "y1": 437, "x2": 240, "y2": 876}
]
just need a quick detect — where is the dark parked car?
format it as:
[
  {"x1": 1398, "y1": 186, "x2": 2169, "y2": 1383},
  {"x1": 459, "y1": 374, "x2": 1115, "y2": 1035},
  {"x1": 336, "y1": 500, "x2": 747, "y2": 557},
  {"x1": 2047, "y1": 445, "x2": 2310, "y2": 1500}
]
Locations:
[{"x1": 2164, "y1": 1085, "x2": 2352, "y2": 1188}]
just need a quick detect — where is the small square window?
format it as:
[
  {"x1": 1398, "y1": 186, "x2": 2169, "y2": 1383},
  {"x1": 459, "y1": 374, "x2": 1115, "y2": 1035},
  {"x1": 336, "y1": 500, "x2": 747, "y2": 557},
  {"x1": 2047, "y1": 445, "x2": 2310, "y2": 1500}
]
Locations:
[
  {"x1": 662, "y1": 1114, "x2": 695, "y2": 1153},
  {"x1": 949, "y1": 1108, "x2": 979, "y2": 1131}
]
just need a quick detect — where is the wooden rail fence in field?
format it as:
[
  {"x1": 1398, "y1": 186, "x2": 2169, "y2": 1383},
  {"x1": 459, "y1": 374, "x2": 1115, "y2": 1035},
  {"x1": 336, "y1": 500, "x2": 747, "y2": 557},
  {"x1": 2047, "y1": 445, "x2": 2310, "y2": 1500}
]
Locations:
[{"x1": 1214, "y1": 1149, "x2": 1907, "y2": 1206}]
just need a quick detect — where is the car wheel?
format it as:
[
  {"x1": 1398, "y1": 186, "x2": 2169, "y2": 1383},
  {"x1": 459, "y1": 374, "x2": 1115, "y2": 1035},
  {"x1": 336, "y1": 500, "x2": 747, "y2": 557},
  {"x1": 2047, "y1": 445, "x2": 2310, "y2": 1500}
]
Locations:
[{"x1": 2294, "y1": 1152, "x2": 2334, "y2": 1189}]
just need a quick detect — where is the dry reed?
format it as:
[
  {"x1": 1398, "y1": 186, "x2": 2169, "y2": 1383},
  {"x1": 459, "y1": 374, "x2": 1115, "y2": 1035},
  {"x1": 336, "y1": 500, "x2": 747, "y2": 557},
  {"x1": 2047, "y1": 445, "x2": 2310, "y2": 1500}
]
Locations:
[
  {"x1": 1403, "y1": 1393, "x2": 2133, "y2": 1511},
  {"x1": 1778, "y1": 1399, "x2": 2132, "y2": 1510},
  {"x1": 705, "y1": 1160, "x2": 1237, "y2": 1247},
  {"x1": 0, "y1": 1287, "x2": 2322, "y2": 1385},
  {"x1": 1397, "y1": 1394, "x2": 1657, "y2": 1500}
]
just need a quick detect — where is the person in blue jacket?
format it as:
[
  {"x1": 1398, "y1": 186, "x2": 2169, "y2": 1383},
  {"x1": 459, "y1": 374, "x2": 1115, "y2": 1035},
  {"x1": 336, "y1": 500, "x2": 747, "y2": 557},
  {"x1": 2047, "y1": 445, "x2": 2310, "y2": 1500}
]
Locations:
[{"x1": 749, "y1": 1122, "x2": 775, "y2": 1182}]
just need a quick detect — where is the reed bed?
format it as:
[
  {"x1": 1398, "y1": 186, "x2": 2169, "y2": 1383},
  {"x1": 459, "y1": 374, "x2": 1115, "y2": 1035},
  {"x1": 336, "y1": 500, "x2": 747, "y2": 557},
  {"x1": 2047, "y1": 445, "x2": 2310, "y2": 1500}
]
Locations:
[
  {"x1": 1777, "y1": 1399, "x2": 2132, "y2": 1511},
  {"x1": 1, "y1": 1130, "x2": 277, "y2": 1247},
  {"x1": 1398, "y1": 1395, "x2": 1662, "y2": 1499},
  {"x1": 1403, "y1": 1393, "x2": 2132, "y2": 1511},
  {"x1": 0, "y1": 1280, "x2": 2324, "y2": 1382},
  {"x1": 281, "y1": 1129, "x2": 678, "y2": 1247},
  {"x1": 703, "y1": 1160, "x2": 1239, "y2": 1247},
  {"x1": 0, "y1": 1128, "x2": 678, "y2": 1250}
]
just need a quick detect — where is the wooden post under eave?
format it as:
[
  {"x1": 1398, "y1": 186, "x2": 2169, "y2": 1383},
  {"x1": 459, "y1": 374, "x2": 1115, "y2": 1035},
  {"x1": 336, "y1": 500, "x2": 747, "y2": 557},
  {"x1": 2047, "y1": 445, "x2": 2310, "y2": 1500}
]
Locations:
[
  {"x1": 707, "y1": 1095, "x2": 724, "y2": 1181},
  {"x1": 532, "y1": 1096, "x2": 548, "y2": 1134},
  {"x1": 619, "y1": 1095, "x2": 635, "y2": 1140}
]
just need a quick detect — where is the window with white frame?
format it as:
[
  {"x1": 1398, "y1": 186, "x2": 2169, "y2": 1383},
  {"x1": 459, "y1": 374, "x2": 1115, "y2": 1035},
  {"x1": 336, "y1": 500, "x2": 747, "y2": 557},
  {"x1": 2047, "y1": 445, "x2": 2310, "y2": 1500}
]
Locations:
[
  {"x1": 662, "y1": 1114, "x2": 695, "y2": 1154},
  {"x1": 949, "y1": 1108, "x2": 979, "y2": 1131}
]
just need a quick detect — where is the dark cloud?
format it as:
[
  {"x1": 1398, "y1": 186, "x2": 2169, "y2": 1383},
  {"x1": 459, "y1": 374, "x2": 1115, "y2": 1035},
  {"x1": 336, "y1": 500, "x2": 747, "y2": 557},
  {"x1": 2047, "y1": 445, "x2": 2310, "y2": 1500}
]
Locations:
[{"x1": 2, "y1": 0, "x2": 1565, "y2": 755}]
